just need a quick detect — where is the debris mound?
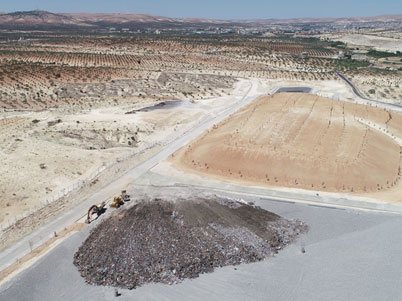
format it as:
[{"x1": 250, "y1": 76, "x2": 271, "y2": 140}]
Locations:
[{"x1": 74, "y1": 197, "x2": 307, "y2": 289}]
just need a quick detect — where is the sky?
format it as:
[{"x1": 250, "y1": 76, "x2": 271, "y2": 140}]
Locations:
[{"x1": 2, "y1": 0, "x2": 401, "y2": 20}]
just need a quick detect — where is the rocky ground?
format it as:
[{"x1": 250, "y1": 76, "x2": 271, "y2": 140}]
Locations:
[{"x1": 73, "y1": 196, "x2": 307, "y2": 289}]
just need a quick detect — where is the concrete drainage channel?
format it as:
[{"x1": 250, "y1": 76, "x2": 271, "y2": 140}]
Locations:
[{"x1": 275, "y1": 87, "x2": 313, "y2": 94}]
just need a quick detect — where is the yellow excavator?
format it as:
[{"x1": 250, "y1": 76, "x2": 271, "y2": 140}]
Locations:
[
  {"x1": 110, "y1": 195, "x2": 124, "y2": 208},
  {"x1": 110, "y1": 190, "x2": 130, "y2": 208},
  {"x1": 86, "y1": 201, "x2": 106, "y2": 224},
  {"x1": 85, "y1": 191, "x2": 130, "y2": 224}
]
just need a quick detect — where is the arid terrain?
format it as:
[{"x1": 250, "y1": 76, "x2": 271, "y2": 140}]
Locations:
[
  {"x1": 321, "y1": 33, "x2": 402, "y2": 52},
  {"x1": 1, "y1": 29, "x2": 401, "y2": 235},
  {"x1": 0, "y1": 78, "x2": 251, "y2": 231},
  {"x1": 0, "y1": 33, "x2": 343, "y2": 230},
  {"x1": 171, "y1": 92, "x2": 402, "y2": 199},
  {"x1": 1, "y1": 10, "x2": 402, "y2": 301}
]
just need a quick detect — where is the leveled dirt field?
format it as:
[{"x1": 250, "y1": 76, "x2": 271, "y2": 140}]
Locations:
[
  {"x1": 321, "y1": 33, "x2": 402, "y2": 52},
  {"x1": 172, "y1": 93, "x2": 402, "y2": 194}
]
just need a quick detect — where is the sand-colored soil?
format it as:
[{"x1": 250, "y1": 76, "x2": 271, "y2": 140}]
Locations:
[
  {"x1": 0, "y1": 106, "x2": 196, "y2": 225},
  {"x1": 322, "y1": 33, "x2": 402, "y2": 52},
  {"x1": 0, "y1": 79, "x2": 252, "y2": 228},
  {"x1": 172, "y1": 93, "x2": 402, "y2": 193}
]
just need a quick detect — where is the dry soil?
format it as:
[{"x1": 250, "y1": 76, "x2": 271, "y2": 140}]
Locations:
[{"x1": 171, "y1": 92, "x2": 402, "y2": 194}]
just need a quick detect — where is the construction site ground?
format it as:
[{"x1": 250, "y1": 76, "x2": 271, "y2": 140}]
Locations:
[
  {"x1": 2, "y1": 78, "x2": 402, "y2": 300},
  {"x1": 0, "y1": 78, "x2": 355, "y2": 248},
  {"x1": 0, "y1": 78, "x2": 245, "y2": 228},
  {"x1": 1, "y1": 186, "x2": 402, "y2": 301}
]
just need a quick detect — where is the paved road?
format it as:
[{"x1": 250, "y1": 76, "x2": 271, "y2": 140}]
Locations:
[
  {"x1": 336, "y1": 72, "x2": 402, "y2": 111},
  {"x1": 0, "y1": 79, "x2": 262, "y2": 272},
  {"x1": 135, "y1": 168, "x2": 402, "y2": 214},
  {"x1": 2, "y1": 188, "x2": 402, "y2": 301}
]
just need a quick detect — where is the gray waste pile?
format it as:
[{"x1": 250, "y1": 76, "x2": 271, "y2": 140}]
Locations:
[{"x1": 74, "y1": 197, "x2": 307, "y2": 289}]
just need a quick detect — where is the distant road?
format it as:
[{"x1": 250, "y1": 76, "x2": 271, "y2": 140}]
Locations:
[{"x1": 335, "y1": 72, "x2": 402, "y2": 110}]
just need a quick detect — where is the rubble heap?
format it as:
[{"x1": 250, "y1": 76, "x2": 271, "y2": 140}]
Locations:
[{"x1": 74, "y1": 197, "x2": 307, "y2": 289}]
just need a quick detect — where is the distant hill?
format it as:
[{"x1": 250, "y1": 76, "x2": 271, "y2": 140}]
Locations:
[
  {"x1": 245, "y1": 14, "x2": 402, "y2": 24},
  {"x1": 64, "y1": 13, "x2": 182, "y2": 24},
  {"x1": 63, "y1": 12, "x2": 402, "y2": 25},
  {"x1": 0, "y1": 10, "x2": 92, "y2": 27},
  {"x1": 63, "y1": 13, "x2": 235, "y2": 26},
  {"x1": 0, "y1": 10, "x2": 401, "y2": 28}
]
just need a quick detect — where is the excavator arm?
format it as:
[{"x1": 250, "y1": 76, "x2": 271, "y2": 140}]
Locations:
[
  {"x1": 86, "y1": 201, "x2": 106, "y2": 223},
  {"x1": 86, "y1": 205, "x2": 98, "y2": 223}
]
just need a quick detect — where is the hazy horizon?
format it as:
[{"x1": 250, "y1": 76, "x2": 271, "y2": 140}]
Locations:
[{"x1": 1, "y1": 0, "x2": 401, "y2": 20}]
